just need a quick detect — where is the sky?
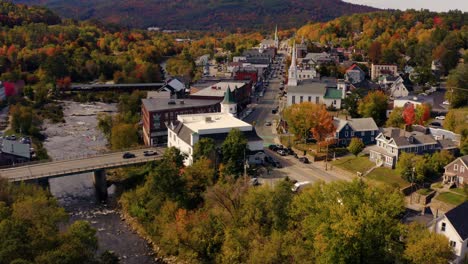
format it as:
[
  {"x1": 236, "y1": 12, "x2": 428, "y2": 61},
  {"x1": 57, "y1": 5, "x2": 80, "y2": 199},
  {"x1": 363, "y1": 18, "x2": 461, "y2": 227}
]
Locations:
[{"x1": 344, "y1": 0, "x2": 468, "y2": 12}]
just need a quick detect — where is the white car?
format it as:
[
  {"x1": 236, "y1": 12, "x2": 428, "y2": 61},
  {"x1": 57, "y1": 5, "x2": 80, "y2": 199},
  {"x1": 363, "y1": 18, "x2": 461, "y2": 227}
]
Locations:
[
  {"x1": 435, "y1": 116, "x2": 445, "y2": 120},
  {"x1": 442, "y1": 100, "x2": 450, "y2": 105},
  {"x1": 292, "y1": 181, "x2": 311, "y2": 192}
]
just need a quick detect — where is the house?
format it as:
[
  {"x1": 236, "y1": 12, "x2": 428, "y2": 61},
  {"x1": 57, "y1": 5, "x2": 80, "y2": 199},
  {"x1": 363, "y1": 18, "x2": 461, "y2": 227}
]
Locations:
[
  {"x1": 345, "y1": 64, "x2": 365, "y2": 84},
  {"x1": 443, "y1": 156, "x2": 468, "y2": 187},
  {"x1": 429, "y1": 202, "x2": 468, "y2": 264},
  {"x1": 333, "y1": 117, "x2": 379, "y2": 146},
  {"x1": 158, "y1": 78, "x2": 187, "y2": 97},
  {"x1": 368, "y1": 127, "x2": 457, "y2": 168},
  {"x1": 387, "y1": 76, "x2": 409, "y2": 98},
  {"x1": 167, "y1": 112, "x2": 263, "y2": 166},
  {"x1": 393, "y1": 96, "x2": 433, "y2": 108},
  {"x1": 141, "y1": 98, "x2": 221, "y2": 146},
  {"x1": 371, "y1": 64, "x2": 398, "y2": 80}
]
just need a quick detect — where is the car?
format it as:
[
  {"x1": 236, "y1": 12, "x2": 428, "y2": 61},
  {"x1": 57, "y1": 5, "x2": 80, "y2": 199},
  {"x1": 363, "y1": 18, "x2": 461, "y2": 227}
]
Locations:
[
  {"x1": 122, "y1": 152, "x2": 136, "y2": 159},
  {"x1": 265, "y1": 121, "x2": 272, "y2": 126},
  {"x1": 298, "y1": 157, "x2": 310, "y2": 164},
  {"x1": 277, "y1": 149, "x2": 287, "y2": 156},
  {"x1": 143, "y1": 150, "x2": 157, "y2": 156},
  {"x1": 285, "y1": 148, "x2": 295, "y2": 155},
  {"x1": 9, "y1": 135, "x2": 16, "y2": 140},
  {"x1": 429, "y1": 122, "x2": 442, "y2": 127},
  {"x1": 273, "y1": 161, "x2": 283, "y2": 168},
  {"x1": 292, "y1": 181, "x2": 311, "y2": 192},
  {"x1": 443, "y1": 100, "x2": 450, "y2": 105},
  {"x1": 435, "y1": 116, "x2": 446, "y2": 120}
]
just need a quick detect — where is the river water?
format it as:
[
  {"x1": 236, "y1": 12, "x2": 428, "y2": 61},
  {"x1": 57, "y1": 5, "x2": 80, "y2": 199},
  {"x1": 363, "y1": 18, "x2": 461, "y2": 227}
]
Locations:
[{"x1": 49, "y1": 173, "x2": 157, "y2": 264}]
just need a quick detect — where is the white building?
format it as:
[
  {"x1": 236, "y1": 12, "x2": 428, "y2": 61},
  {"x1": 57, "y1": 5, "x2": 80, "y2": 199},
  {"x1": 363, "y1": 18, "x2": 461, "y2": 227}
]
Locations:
[
  {"x1": 429, "y1": 202, "x2": 468, "y2": 264},
  {"x1": 371, "y1": 64, "x2": 398, "y2": 81},
  {"x1": 286, "y1": 41, "x2": 341, "y2": 109},
  {"x1": 393, "y1": 96, "x2": 433, "y2": 108},
  {"x1": 167, "y1": 112, "x2": 263, "y2": 166}
]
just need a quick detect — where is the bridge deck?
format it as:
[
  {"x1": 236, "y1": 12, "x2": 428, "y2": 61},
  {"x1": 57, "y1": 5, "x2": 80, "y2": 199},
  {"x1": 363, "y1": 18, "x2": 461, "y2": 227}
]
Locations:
[{"x1": 0, "y1": 148, "x2": 165, "y2": 182}]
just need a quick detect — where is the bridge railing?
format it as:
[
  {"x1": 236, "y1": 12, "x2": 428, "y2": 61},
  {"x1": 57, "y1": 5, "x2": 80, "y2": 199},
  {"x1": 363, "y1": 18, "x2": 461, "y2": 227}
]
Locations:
[
  {"x1": 11, "y1": 156, "x2": 162, "y2": 182},
  {"x1": 0, "y1": 145, "x2": 161, "y2": 170}
]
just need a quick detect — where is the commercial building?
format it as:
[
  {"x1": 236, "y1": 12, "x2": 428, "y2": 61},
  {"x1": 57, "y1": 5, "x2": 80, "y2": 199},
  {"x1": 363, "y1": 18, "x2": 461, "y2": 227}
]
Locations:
[
  {"x1": 189, "y1": 81, "x2": 252, "y2": 112},
  {"x1": 167, "y1": 112, "x2": 263, "y2": 165},
  {"x1": 370, "y1": 64, "x2": 398, "y2": 81}
]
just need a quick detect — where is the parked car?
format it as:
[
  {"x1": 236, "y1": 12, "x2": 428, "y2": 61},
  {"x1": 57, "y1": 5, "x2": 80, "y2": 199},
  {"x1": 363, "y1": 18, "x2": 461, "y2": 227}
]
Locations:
[
  {"x1": 429, "y1": 122, "x2": 442, "y2": 127},
  {"x1": 122, "y1": 152, "x2": 136, "y2": 159},
  {"x1": 273, "y1": 161, "x2": 283, "y2": 168},
  {"x1": 435, "y1": 115, "x2": 446, "y2": 120},
  {"x1": 299, "y1": 157, "x2": 310, "y2": 164},
  {"x1": 285, "y1": 148, "x2": 295, "y2": 155},
  {"x1": 292, "y1": 181, "x2": 311, "y2": 192},
  {"x1": 265, "y1": 121, "x2": 272, "y2": 126},
  {"x1": 443, "y1": 100, "x2": 450, "y2": 105},
  {"x1": 277, "y1": 149, "x2": 287, "y2": 156},
  {"x1": 143, "y1": 150, "x2": 157, "y2": 156}
]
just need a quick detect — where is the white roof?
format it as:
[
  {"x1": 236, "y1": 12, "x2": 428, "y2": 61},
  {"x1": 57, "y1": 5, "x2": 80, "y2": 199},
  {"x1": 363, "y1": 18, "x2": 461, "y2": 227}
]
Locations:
[
  {"x1": 177, "y1": 113, "x2": 252, "y2": 134},
  {"x1": 167, "y1": 78, "x2": 185, "y2": 91},
  {"x1": 191, "y1": 81, "x2": 247, "y2": 97}
]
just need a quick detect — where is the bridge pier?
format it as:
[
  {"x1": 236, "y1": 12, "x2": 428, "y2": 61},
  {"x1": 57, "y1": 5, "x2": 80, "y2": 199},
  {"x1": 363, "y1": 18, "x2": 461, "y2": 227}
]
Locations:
[{"x1": 93, "y1": 169, "x2": 108, "y2": 201}]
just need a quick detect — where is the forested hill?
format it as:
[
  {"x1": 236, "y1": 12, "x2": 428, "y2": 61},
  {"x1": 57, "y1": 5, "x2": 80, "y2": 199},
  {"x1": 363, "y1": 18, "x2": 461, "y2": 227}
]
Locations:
[{"x1": 12, "y1": 0, "x2": 379, "y2": 30}]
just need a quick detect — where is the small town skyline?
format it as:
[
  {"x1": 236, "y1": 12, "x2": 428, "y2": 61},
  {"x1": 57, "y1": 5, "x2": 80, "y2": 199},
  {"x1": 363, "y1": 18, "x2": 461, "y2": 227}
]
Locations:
[{"x1": 345, "y1": 0, "x2": 468, "y2": 12}]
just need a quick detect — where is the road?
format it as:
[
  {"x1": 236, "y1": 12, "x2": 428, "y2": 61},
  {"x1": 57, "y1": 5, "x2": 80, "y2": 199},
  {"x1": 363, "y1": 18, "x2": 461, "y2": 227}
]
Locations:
[{"x1": 0, "y1": 147, "x2": 165, "y2": 181}]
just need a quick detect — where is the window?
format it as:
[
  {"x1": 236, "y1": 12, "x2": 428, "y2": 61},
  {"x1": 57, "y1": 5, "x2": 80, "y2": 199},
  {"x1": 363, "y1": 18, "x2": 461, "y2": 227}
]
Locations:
[
  {"x1": 371, "y1": 130, "x2": 375, "y2": 136},
  {"x1": 461, "y1": 166, "x2": 465, "y2": 173},
  {"x1": 450, "y1": 241, "x2": 456, "y2": 248},
  {"x1": 361, "y1": 131, "x2": 365, "y2": 136},
  {"x1": 371, "y1": 137, "x2": 374, "y2": 141},
  {"x1": 333, "y1": 100, "x2": 336, "y2": 105},
  {"x1": 300, "y1": 96, "x2": 303, "y2": 103},
  {"x1": 345, "y1": 132, "x2": 348, "y2": 137},
  {"x1": 316, "y1": 97, "x2": 319, "y2": 104},
  {"x1": 454, "y1": 164, "x2": 458, "y2": 171},
  {"x1": 441, "y1": 222, "x2": 446, "y2": 232},
  {"x1": 351, "y1": 131, "x2": 354, "y2": 136},
  {"x1": 292, "y1": 96, "x2": 296, "y2": 104},
  {"x1": 308, "y1": 96, "x2": 312, "y2": 102}
]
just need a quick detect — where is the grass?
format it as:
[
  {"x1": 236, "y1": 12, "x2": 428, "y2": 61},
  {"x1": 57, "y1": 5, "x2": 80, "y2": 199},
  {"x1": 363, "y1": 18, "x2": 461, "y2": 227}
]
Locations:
[
  {"x1": 331, "y1": 155, "x2": 374, "y2": 174},
  {"x1": 436, "y1": 192, "x2": 466, "y2": 206},
  {"x1": 450, "y1": 188, "x2": 467, "y2": 196},
  {"x1": 417, "y1": 188, "x2": 433, "y2": 195},
  {"x1": 366, "y1": 167, "x2": 410, "y2": 188}
]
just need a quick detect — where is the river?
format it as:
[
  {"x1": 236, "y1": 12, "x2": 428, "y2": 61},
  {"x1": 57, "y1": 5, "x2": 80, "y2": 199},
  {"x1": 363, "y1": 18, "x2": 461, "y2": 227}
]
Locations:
[{"x1": 49, "y1": 173, "x2": 157, "y2": 264}]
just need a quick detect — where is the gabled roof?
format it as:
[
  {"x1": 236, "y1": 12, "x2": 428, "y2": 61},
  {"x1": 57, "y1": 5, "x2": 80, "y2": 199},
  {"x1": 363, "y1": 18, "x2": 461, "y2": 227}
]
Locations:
[
  {"x1": 445, "y1": 202, "x2": 468, "y2": 240},
  {"x1": 444, "y1": 155, "x2": 468, "y2": 170},
  {"x1": 222, "y1": 86, "x2": 236, "y2": 104},
  {"x1": 381, "y1": 127, "x2": 437, "y2": 147},
  {"x1": 346, "y1": 64, "x2": 363, "y2": 72},
  {"x1": 333, "y1": 117, "x2": 379, "y2": 132}
]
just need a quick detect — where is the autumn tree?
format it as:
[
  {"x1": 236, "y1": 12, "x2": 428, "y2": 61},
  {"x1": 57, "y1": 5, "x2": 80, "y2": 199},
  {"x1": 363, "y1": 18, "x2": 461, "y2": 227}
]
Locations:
[
  {"x1": 110, "y1": 123, "x2": 138, "y2": 150},
  {"x1": 358, "y1": 91, "x2": 388, "y2": 126},
  {"x1": 193, "y1": 138, "x2": 217, "y2": 163},
  {"x1": 348, "y1": 138, "x2": 365, "y2": 156},
  {"x1": 403, "y1": 223, "x2": 454, "y2": 264},
  {"x1": 182, "y1": 157, "x2": 215, "y2": 209},
  {"x1": 368, "y1": 41, "x2": 382, "y2": 64},
  {"x1": 97, "y1": 113, "x2": 113, "y2": 141},
  {"x1": 403, "y1": 103, "x2": 416, "y2": 126},
  {"x1": 310, "y1": 105, "x2": 336, "y2": 150},
  {"x1": 415, "y1": 104, "x2": 431, "y2": 125},
  {"x1": 445, "y1": 63, "x2": 468, "y2": 108},
  {"x1": 397, "y1": 152, "x2": 427, "y2": 183}
]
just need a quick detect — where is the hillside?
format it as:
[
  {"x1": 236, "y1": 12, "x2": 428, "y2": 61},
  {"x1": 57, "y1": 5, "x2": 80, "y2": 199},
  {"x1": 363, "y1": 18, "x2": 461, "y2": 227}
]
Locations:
[{"x1": 12, "y1": 0, "x2": 379, "y2": 30}]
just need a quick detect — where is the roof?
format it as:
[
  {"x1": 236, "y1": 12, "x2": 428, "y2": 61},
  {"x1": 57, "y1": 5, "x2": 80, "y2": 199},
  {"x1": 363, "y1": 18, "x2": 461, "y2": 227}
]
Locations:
[
  {"x1": 394, "y1": 96, "x2": 433, "y2": 105},
  {"x1": 222, "y1": 86, "x2": 236, "y2": 104},
  {"x1": 381, "y1": 127, "x2": 437, "y2": 147},
  {"x1": 142, "y1": 98, "x2": 220, "y2": 112},
  {"x1": 191, "y1": 81, "x2": 247, "y2": 98},
  {"x1": 177, "y1": 113, "x2": 252, "y2": 134},
  {"x1": 346, "y1": 64, "x2": 363, "y2": 72},
  {"x1": 324, "y1": 88, "x2": 342, "y2": 99},
  {"x1": 287, "y1": 80, "x2": 327, "y2": 95},
  {"x1": 445, "y1": 155, "x2": 468, "y2": 170},
  {"x1": 333, "y1": 117, "x2": 379, "y2": 132},
  {"x1": 445, "y1": 202, "x2": 468, "y2": 240},
  {"x1": 169, "y1": 120, "x2": 195, "y2": 145},
  {"x1": 437, "y1": 139, "x2": 458, "y2": 150}
]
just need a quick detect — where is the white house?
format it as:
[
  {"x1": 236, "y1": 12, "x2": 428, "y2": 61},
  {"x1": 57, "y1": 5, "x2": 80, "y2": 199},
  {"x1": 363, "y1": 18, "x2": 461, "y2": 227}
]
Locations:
[
  {"x1": 167, "y1": 112, "x2": 263, "y2": 166},
  {"x1": 388, "y1": 76, "x2": 409, "y2": 98},
  {"x1": 429, "y1": 202, "x2": 468, "y2": 264}
]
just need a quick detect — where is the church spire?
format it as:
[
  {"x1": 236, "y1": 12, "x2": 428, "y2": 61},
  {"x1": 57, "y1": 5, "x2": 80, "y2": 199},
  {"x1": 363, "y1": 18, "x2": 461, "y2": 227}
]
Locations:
[{"x1": 287, "y1": 41, "x2": 298, "y2": 86}]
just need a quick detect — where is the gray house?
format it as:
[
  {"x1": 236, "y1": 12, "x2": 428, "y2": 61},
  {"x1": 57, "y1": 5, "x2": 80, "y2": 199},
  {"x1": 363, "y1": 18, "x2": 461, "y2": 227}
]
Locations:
[
  {"x1": 368, "y1": 127, "x2": 458, "y2": 168},
  {"x1": 333, "y1": 117, "x2": 379, "y2": 146},
  {"x1": 345, "y1": 64, "x2": 365, "y2": 84}
]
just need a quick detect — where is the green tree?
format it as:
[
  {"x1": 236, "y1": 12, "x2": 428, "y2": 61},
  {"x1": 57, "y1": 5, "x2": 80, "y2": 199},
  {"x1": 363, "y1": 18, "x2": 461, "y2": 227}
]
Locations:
[
  {"x1": 397, "y1": 152, "x2": 427, "y2": 183},
  {"x1": 386, "y1": 107, "x2": 404, "y2": 128},
  {"x1": 446, "y1": 63, "x2": 468, "y2": 108},
  {"x1": 358, "y1": 91, "x2": 388, "y2": 126},
  {"x1": 182, "y1": 157, "x2": 215, "y2": 209},
  {"x1": 348, "y1": 138, "x2": 365, "y2": 156},
  {"x1": 342, "y1": 89, "x2": 363, "y2": 118},
  {"x1": 403, "y1": 223, "x2": 454, "y2": 264},
  {"x1": 193, "y1": 138, "x2": 216, "y2": 162},
  {"x1": 97, "y1": 113, "x2": 113, "y2": 141},
  {"x1": 221, "y1": 129, "x2": 248, "y2": 178}
]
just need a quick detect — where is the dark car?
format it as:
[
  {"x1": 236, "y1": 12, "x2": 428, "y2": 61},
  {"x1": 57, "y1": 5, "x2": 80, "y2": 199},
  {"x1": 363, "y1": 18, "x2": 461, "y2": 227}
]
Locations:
[
  {"x1": 277, "y1": 149, "x2": 287, "y2": 156},
  {"x1": 122, "y1": 152, "x2": 136, "y2": 159},
  {"x1": 143, "y1": 150, "x2": 157, "y2": 156},
  {"x1": 429, "y1": 122, "x2": 441, "y2": 127},
  {"x1": 299, "y1": 157, "x2": 310, "y2": 164}
]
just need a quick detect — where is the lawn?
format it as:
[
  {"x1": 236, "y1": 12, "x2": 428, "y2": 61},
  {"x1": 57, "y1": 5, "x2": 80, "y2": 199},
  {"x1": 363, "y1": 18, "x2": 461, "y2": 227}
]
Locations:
[
  {"x1": 366, "y1": 167, "x2": 410, "y2": 188},
  {"x1": 331, "y1": 155, "x2": 374, "y2": 174},
  {"x1": 417, "y1": 188, "x2": 433, "y2": 195},
  {"x1": 436, "y1": 192, "x2": 466, "y2": 206},
  {"x1": 450, "y1": 188, "x2": 467, "y2": 196}
]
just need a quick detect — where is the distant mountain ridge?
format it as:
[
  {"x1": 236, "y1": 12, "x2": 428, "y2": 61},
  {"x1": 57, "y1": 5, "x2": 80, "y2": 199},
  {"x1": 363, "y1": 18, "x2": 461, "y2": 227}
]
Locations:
[{"x1": 12, "y1": 0, "x2": 379, "y2": 30}]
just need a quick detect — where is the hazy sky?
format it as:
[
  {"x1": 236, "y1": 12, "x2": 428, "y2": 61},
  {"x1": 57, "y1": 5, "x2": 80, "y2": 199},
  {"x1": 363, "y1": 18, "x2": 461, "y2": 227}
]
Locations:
[{"x1": 344, "y1": 0, "x2": 468, "y2": 12}]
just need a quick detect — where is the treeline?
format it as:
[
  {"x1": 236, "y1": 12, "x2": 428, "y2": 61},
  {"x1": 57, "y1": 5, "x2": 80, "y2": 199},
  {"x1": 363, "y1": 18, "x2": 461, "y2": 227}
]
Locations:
[
  {"x1": 298, "y1": 10, "x2": 467, "y2": 74},
  {"x1": 0, "y1": 178, "x2": 118, "y2": 263},
  {"x1": 0, "y1": 1, "x2": 60, "y2": 27},
  {"x1": 120, "y1": 147, "x2": 454, "y2": 264}
]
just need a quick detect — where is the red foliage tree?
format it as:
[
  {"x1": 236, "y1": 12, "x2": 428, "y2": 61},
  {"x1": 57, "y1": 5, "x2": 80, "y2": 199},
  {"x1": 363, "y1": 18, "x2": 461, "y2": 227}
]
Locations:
[{"x1": 402, "y1": 104, "x2": 415, "y2": 126}]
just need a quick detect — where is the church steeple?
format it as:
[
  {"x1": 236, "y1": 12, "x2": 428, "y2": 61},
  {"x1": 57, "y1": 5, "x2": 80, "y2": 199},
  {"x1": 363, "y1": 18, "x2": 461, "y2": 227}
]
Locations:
[
  {"x1": 221, "y1": 86, "x2": 237, "y2": 116},
  {"x1": 274, "y1": 25, "x2": 279, "y2": 49},
  {"x1": 288, "y1": 41, "x2": 298, "y2": 86}
]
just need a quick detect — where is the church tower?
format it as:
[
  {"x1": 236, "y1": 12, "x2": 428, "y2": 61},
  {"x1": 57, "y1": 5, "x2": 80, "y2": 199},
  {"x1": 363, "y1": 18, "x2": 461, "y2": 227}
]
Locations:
[
  {"x1": 274, "y1": 25, "x2": 279, "y2": 49},
  {"x1": 221, "y1": 86, "x2": 237, "y2": 116},
  {"x1": 287, "y1": 41, "x2": 298, "y2": 86}
]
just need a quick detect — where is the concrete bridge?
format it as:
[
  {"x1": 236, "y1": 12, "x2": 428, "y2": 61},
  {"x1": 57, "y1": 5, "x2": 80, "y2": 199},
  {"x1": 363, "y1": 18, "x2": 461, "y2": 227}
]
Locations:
[
  {"x1": 65, "y1": 83, "x2": 165, "y2": 92},
  {"x1": 0, "y1": 147, "x2": 165, "y2": 200}
]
